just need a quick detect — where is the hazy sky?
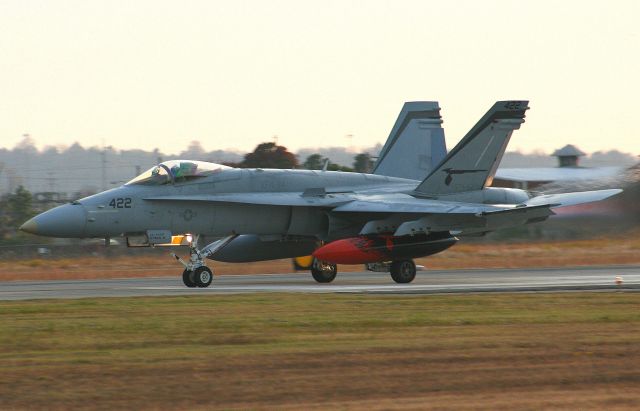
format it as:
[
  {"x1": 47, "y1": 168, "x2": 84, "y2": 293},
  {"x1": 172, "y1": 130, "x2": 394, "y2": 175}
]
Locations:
[{"x1": 1, "y1": 0, "x2": 638, "y2": 155}]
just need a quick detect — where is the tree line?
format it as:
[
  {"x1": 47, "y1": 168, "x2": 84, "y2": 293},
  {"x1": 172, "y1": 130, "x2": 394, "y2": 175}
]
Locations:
[{"x1": 226, "y1": 142, "x2": 375, "y2": 173}]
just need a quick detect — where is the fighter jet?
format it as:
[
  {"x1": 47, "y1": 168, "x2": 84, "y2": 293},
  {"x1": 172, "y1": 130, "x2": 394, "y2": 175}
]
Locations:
[{"x1": 20, "y1": 101, "x2": 621, "y2": 287}]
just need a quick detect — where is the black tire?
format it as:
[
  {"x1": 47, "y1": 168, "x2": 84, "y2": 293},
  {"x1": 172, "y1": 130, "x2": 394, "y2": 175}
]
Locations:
[
  {"x1": 182, "y1": 269, "x2": 197, "y2": 288},
  {"x1": 194, "y1": 266, "x2": 213, "y2": 288},
  {"x1": 311, "y1": 258, "x2": 337, "y2": 283},
  {"x1": 390, "y1": 260, "x2": 416, "y2": 284}
]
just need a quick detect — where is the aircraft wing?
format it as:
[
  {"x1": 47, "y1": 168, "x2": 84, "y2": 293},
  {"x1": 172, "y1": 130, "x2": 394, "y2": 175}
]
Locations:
[
  {"x1": 331, "y1": 188, "x2": 621, "y2": 236},
  {"x1": 332, "y1": 197, "x2": 505, "y2": 214},
  {"x1": 145, "y1": 188, "x2": 621, "y2": 237},
  {"x1": 145, "y1": 188, "x2": 621, "y2": 213},
  {"x1": 145, "y1": 192, "x2": 508, "y2": 214}
]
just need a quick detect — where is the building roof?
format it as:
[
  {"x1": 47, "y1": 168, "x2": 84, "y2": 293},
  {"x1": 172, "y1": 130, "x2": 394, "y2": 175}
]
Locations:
[
  {"x1": 494, "y1": 166, "x2": 622, "y2": 183},
  {"x1": 552, "y1": 144, "x2": 586, "y2": 157}
]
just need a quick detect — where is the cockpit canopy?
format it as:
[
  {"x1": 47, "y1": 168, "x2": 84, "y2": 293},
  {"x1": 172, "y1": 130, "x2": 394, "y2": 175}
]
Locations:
[{"x1": 126, "y1": 160, "x2": 231, "y2": 186}]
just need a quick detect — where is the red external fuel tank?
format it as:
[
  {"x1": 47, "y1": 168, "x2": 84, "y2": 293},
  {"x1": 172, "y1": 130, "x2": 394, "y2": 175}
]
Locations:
[{"x1": 313, "y1": 233, "x2": 457, "y2": 264}]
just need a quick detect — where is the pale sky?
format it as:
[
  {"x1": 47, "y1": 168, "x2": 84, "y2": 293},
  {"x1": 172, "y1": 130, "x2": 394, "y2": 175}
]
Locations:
[{"x1": 1, "y1": 0, "x2": 639, "y2": 155}]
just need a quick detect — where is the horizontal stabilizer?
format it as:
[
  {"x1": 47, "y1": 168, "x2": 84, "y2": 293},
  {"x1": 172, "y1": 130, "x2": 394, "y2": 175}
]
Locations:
[{"x1": 524, "y1": 189, "x2": 622, "y2": 208}]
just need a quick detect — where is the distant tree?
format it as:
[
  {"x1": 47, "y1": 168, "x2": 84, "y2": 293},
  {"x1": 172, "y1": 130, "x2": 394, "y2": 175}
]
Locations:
[
  {"x1": 14, "y1": 134, "x2": 37, "y2": 153},
  {"x1": 0, "y1": 196, "x2": 8, "y2": 240},
  {"x1": 67, "y1": 142, "x2": 85, "y2": 153},
  {"x1": 240, "y1": 142, "x2": 299, "y2": 169},
  {"x1": 303, "y1": 154, "x2": 324, "y2": 170},
  {"x1": 0, "y1": 186, "x2": 36, "y2": 240},
  {"x1": 181, "y1": 141, "x2": 207, "y2": 159},
  {"x1": 353, "y1": 153, "x2": 374, "y2": 173},
  {"x1": 301, "y1": 153, "x2": 353, "y2": 172},
  {"x1": 6, "y1": 186, "x2": 35, "y2": 227},
  {"x1": 326, "y1": 162, "x2": 354, "y2": 172}
]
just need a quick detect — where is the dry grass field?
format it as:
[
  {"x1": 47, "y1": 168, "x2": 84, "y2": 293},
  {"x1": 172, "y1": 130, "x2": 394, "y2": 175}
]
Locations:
[
  {"x1": 1, "y1": 235, "x2": 639, "y2": 282},
  {"x1": 1, "y1": 293, "x2": 639, "y2": 410}
]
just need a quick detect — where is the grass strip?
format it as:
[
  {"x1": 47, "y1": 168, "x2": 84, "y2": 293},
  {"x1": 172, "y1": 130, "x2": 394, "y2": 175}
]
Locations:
[{"x1": 1, "y1": 293, "x2": 639, "y2": 410}]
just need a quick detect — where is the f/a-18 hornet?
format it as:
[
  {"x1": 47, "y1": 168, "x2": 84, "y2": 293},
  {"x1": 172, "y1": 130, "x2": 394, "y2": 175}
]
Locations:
[{"x1": 21, "y1": 101, "x2": 621, "y2": 287}]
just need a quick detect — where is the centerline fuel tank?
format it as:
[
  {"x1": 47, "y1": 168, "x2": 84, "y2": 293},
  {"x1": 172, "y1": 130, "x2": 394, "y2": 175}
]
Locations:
[{"x1": 313, "y1": 233, "x2": 457, "y2": 264}]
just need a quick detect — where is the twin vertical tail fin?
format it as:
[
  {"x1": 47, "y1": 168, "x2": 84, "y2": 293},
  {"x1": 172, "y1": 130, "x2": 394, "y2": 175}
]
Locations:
[
  {"x1": 373, "y1": 102, "x2": 447, "y2": 181},
  {"x1": 415, "y1": 100, "x2": 529, "y2": 196}
]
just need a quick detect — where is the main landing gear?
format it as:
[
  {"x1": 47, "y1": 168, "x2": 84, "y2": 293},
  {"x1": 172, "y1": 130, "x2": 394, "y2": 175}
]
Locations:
[
  {"x1": 311, "y1": 258, "x2": 338, "y2": 283},
  {"x1": 172, "y1": 234, "x2": 237, "y2": 288},
  {"x1": 366, "y1": 260, "x2": 418, "y2": 283},
  {"x1": 389, "y1": 260, "x2": 417, "y2": 283},
  {"x1": 310, "y1": 258, "x2": 417, "y2": 284}
]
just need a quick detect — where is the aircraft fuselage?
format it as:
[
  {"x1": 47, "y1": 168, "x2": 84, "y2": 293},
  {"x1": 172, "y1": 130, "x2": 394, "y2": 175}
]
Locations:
[{"x1": 29, "y1": 168, "x2": 417, "y2": 239}]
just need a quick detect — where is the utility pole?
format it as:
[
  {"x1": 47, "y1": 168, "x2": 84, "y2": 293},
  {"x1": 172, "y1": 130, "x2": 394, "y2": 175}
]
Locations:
[
  {"x1": 101, "y1": 147, "x2": 107, "y2": 192},
  {"x1": 47, "y1": 172, "x2": 56, "y2": 192},
  {"x1": 23, "y1": 133, "x2": 31, "y2": 191}
]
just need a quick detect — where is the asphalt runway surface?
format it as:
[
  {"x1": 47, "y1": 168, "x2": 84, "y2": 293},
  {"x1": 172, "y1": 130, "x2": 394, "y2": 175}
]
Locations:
[{"x1": 1, "y1": 265, "x2": 639, "y2": 300}]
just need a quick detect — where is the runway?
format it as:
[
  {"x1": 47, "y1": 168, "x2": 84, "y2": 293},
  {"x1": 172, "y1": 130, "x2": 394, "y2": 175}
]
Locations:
[{"x1": 1, "y1": 265, "x2": 639, "y2": 300}]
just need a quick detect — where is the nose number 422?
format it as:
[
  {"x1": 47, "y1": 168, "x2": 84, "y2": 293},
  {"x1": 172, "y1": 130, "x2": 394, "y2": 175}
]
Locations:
[{"x1": 109, "y1": 198, "x2": 132, "y2": 208}]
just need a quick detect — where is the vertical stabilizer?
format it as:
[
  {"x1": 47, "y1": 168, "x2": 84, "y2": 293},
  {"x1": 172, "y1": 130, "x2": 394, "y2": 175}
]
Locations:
[
  {"x1": 415, "y1": 100, "x2": 529, "y2": 195},
  {"x1": 372, "y1": 102, "x2": 447, "y2": 181}
]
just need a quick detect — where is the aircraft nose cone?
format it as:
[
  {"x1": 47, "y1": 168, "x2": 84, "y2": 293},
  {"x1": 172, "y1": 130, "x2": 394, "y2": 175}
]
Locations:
[
  {"x1": 19, "y1": 218, "x2": 38, "y2": 234},
  {"x1": 20, "y1": 203, "x2": 87, "y2": 237}
]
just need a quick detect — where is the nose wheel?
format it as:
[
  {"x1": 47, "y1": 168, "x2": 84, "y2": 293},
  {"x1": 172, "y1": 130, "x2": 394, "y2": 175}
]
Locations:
[{"x1": 182, "y1": 269, "x2": 197, "y2": 288}]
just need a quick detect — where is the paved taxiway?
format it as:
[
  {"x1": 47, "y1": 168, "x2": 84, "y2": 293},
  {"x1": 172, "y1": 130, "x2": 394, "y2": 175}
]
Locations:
[{"x1": 1, "y1": 265, "x2": 639, "y2": 300}]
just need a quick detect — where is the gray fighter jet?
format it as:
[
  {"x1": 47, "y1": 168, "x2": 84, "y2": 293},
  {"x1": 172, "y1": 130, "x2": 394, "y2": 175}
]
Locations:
[{"x1": 20, "y1": 101, "x2": 621, "y2": 287}]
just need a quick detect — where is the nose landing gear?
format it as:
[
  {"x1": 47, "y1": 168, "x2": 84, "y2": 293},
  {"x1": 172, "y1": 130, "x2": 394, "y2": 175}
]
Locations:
[
  {"x1": 172, "y1": 234, "x2": 237, "y2": 288},
  {"x1": 182, "y1": 266, "x2": 213, "y2": 288}
]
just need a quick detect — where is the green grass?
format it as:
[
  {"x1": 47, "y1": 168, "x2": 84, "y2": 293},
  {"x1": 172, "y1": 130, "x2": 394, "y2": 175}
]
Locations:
[
  {"x1": 1, "y1": 293, "x2": 640, "y2": 410},
  {"x1": 1, "y1": 293, "x2": 639, "y2": 358}
]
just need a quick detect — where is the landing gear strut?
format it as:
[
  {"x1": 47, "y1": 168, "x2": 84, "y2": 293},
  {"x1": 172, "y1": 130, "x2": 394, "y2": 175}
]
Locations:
[
  {"x1": 172, "y1": 234, "x2": 237, "y2": 288},
  {"x1": 311, "y1": 258, "x2": 337, "y2": 283},
  {"x1": 390, "y1": 259, "x2": 416, "y2": 283}
]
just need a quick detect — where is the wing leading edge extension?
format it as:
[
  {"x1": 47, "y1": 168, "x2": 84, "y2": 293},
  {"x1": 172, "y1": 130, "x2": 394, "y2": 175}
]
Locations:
[{"x1": 143, "y1": 192, "x2": 352, "y2": 207}]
